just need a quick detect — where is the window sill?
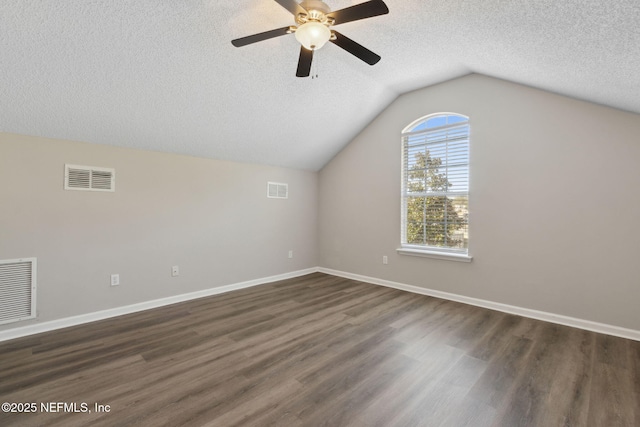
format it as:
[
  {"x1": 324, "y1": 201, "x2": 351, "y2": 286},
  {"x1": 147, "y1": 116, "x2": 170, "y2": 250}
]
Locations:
[{"x1": 396, "y1": 247, "x2": 473, "y2": 263}]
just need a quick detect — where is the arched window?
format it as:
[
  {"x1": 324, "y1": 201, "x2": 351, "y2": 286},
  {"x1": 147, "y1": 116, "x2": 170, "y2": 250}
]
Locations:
[{"x1": 400, "y1": 113, "x2": 470, "y2": 259}]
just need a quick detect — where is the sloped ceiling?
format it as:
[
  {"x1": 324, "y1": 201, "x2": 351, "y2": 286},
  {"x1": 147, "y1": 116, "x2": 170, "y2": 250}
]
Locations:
[{"x1": 1, "y1": 1, "x2": 639, "y2": 171}]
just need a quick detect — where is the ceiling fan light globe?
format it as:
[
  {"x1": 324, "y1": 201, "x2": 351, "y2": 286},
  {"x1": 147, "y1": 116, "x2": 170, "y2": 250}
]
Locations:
[{"x1": 295, "y1": 21, "x2": 331, "y2": 50}]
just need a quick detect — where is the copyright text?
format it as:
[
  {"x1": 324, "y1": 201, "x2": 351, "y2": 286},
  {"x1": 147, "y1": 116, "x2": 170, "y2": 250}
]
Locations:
[{"x1": 2, "y1": 402, "x2": 111, "y2": 414}]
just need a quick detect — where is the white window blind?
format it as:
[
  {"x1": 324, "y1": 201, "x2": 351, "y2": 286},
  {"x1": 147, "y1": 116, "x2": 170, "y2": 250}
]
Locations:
[{"x1": 401, "y1": 114, "x2": 469, "y2": 253}]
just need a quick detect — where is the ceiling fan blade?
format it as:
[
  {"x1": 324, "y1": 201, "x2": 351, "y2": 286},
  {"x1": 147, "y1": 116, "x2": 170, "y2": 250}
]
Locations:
[
  {"x1": 296, "y1": 47, "x2": 313, "y2": 77},
  {"x1": 327, "y1": 0, "x2": 389, "y2": 26},
  {"x1": 273, "y1": 0, "x2": 307, "y2": 16},
  {"x1": 330, "y1": 31, "x2": 381, "y2": 65},
  {"x1": 231, "y1": 27, "x2": 292, "y2": 47}
]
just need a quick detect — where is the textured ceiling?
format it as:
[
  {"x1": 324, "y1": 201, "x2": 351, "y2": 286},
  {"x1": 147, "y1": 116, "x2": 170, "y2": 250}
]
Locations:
[{"x1": 1, "y1": 1, "x2": 639, "y2": 171}]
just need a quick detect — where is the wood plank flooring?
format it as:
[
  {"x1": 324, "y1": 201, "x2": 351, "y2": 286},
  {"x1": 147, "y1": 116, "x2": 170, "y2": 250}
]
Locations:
[{"x1": 0, "y1": 272, "x2": 638, "y2": 426}]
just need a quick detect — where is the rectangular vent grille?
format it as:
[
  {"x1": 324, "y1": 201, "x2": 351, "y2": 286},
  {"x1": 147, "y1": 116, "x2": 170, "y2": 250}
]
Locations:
[
  {"x1": 0, "y1": 258, "x2": 37, "y2": 325},
  {"x1": 267, "y1": 182, "x2": 288, "y2": 199},
  {"x1": 65, "y1": 164, "x2": 115, "y2": 192}
]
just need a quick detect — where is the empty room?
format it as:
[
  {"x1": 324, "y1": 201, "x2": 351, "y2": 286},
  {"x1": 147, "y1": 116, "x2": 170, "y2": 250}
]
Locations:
[{"x1": 1, "y1": 1, "x2": 639, "y2": 426}]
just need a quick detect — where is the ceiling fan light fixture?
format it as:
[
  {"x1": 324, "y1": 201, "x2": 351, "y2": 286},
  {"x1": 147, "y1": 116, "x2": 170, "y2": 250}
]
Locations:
[{"x1": 295, "y1": 21, "x2": 331, "y2": 50}]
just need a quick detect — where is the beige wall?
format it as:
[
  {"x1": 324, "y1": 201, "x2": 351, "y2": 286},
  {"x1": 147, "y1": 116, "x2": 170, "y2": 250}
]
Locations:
[
  {"x1": 2, "y1": 74, "x2": 640, "y2": 335},
  {"x1": 0, "y1": 133, "x2": 318, "y2": 331},
  {"x1": 319, "y1": 74, "x2": 640, "y2": 331}
]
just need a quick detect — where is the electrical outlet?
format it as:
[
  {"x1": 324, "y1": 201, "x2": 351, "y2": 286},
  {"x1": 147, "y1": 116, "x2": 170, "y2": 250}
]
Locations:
[
  {"x1": 382, "y1": 256, "x2": 388, "y2": 265},
  {"x1": 288, "y1": 250, "x2": 293, "y2": 259},
  {"x1": 172, "y1": 266, "x2": 179, "y2": 277},
  {"x1": 110, "y1": 274, "x2": 120, "y2": 286}
]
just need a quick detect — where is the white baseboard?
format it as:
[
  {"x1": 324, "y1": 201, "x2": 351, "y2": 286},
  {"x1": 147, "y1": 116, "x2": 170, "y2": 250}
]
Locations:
[
  {"x1": 318, "y1": 267, "x2": 640, "y2": 342},
  {"x1": 4, "y1": 266, "x2": 639, "y2": 343},
  {"x1": 0, "y1": 268, "x2": 317, "y2": 343}
]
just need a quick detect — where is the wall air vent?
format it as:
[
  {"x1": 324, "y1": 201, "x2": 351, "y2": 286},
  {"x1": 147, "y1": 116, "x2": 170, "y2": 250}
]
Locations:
[
  {"x1": 267, "y1": 182, "x2": 288, "y2": 199},
  {"x1": 0, "y1": 258, "x2": 37, "y2": 325},
  {"x1": 65, "y1": 164, "x2": 115, "y2": 192}
]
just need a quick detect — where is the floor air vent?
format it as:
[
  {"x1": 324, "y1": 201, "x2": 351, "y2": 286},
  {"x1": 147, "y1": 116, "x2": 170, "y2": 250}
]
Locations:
[
  {"x1": 65, "y1": 164, "x2": 115, "y2": 192},
  {"x1": 0, "y1": 258, "x2": 37, "y2": 325},
  {"x1": 267, "y1": 182, "x2": 288, "y2": 199}
]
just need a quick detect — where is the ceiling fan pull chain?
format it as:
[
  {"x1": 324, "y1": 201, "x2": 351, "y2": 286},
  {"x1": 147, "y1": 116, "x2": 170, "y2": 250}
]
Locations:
[
  {"x1": 312, "y1": 51, "x2": 319, "y2": 79},
  {"x1": 312, "y1": 52, "x2": 316, "y2": 79}
]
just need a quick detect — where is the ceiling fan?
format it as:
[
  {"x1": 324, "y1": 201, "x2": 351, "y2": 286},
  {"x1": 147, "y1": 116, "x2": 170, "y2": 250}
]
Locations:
[{"x1": 231, "y1": 0, "x2": 389, "y2": 77}]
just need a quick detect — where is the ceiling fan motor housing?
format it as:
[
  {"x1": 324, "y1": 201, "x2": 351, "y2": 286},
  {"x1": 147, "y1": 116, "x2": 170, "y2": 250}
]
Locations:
[
  {"x1": 297, "y1": 1, "x2": 333, "y2": 27},
  {"x1": 300, "y1": 1, "x2": 331, "y2": 15}
]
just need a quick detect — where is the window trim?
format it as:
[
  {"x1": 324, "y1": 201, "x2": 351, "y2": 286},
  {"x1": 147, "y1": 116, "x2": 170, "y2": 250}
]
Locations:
[
  {"x1": 396, "y1": 246, "x2": 473, "y2": 262},
  {"x1": 399, "y1": 113, "x2": 471, "y2": 261}
]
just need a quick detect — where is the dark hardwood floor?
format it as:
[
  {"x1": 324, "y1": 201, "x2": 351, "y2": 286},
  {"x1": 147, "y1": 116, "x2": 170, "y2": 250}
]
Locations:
[{"x1": 0, "y1": 272, "x2": 638, "y2": 426}]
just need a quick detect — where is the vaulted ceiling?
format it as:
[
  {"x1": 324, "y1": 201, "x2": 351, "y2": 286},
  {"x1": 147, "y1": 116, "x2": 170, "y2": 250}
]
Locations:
[{"x1": 1, "y1": 1, "x2": 639, "y2": 170}]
